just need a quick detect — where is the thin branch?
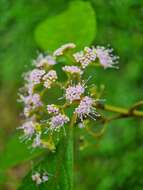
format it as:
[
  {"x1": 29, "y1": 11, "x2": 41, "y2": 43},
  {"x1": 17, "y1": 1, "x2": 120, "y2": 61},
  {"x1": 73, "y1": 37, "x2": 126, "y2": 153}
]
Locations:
[
  {"x1": 129, "y1": 100, "x2": 143, "y2": 113},
  {"x1": 85, "y1": 124, "x2": 107, "y2": 139},
  {"x1": 96, "y1": 102, "x2": 143, "y2": 120}
]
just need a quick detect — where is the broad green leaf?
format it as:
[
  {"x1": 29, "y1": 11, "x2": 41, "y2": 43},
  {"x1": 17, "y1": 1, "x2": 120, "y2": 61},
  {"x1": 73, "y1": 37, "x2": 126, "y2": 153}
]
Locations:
[
  {"x1": 35, "y1": 1, "x2": 96, "y2": 51},
  {"x1": 19, "y1": 127, "x2": 73, "y2": 190},
  {"x1": 0, "y1": 133, "x2": 45, "y2": 171}
]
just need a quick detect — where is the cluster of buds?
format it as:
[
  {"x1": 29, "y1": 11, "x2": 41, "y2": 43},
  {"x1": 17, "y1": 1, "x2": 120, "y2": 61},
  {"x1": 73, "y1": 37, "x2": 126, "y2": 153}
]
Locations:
[
  {"x1": 18, "y1": 42, "x2": 119, "y2": 149},
  {"x1": 73, "y1": 46, "x2": 119, "y2": 69},
  {"x1": 43, "y1": 70, "x2": 57, "y2": 88},
  {"x1": 73, "y1": 47, "x2": 97, "y2": 68},
  {"x1": 62, "y1": 65, "x2": 83, "y2": 75}
]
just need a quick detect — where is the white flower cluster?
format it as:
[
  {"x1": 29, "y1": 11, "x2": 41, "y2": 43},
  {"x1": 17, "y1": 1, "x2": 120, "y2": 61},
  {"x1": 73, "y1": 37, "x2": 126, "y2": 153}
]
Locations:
[
  {"x1": 73, "y1": 47, "x2": 96, "y2": 68},
  {"x1": 43, "y1": 70, "x2": 58, "y2": 88},
  {"x1": 50, "y1": 114, "x2": 69, "y2": 130},
  {"x1": 19, "y1": 53, "x2": 59, "y2": 146},
  {"x1": 29, "y1": 69, "x2": 46, "y2": 85},
  {"x1": 75, "y1": 96, "x2": 99, "y2": 121},
  {"x1": 65, "y1": 83, "x2": 85, "y2": 103},
  {"x1": 20, "y1": 93, "x2": 42, "y2": 118},
  {"x1": 19, "y1": 120, "x2": 35, "y2": 139},
  {"x1": 21, "y1": 93, "x2": 42, "y2": 107},
  {"x1": 73, "y1": 46, "x2": 118, "y2": 69},
  {"x1": 20, "y1": 60, "x2": 58, "y2": 119},
  {"x1": 47, "y1": 104, "x2": 69, "y2": 131},
  {"x1": 19, "y1": 43, "x2": 119, "y2": 149},
  {"x1": 96, "y1": 46, "x2": 119, "y2": 69},
  {"x1": 47, "y1": 104, "x2": 59, "y2": 115}
]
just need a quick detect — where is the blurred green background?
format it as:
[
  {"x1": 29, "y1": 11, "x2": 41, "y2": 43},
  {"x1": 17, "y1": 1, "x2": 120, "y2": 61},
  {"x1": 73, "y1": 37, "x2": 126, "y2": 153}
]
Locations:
[{"x1": 0, "y1": 0, "x2": 143, "y2": 189}]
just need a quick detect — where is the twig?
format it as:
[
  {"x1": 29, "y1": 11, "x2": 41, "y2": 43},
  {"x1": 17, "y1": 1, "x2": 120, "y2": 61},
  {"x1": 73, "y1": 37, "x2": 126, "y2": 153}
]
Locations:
[
  {"x1": 85, "y1": 102, "x2": 143, "y2": 139},
  {"x1": 129, "y1": 101, "x2": 143, "y2": 113},
  {"x1": 96, "y1": 102, "x2": 143, "y2": 121}
]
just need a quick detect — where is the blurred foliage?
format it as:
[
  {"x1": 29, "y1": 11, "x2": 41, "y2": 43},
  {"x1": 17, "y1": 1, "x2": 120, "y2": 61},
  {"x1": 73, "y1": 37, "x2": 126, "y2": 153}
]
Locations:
[
  {"x1": 0, "y1": 133, "x2": 45, "y2": 171},
  {"x1": 0, "y1": 0, "x2": 143, "y2": 190}
]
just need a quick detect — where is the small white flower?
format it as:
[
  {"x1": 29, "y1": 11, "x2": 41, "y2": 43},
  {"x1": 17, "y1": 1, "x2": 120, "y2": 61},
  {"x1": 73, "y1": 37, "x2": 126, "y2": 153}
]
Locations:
[
  {"x1": 78, "y1": 122, "x2": 85, "y2": 128},
  {"x1": 73, "y1": 47, "x2": 96, "y2": 68},
  {"x1": 23, "y1": 106, "x2": 31, "y2": 117},
  {"x1": 65, "y1": 83, "x2": 85, "y2": 103},
  {"x1": 29, "y1": 69, "x2": 46, "y2": 85},
  {"x1": 47, "y1": 104, "x2": 59, "y2": 115},
  {"x1": 95, "y1": 46, "x2": 119, "y2": 69},
  {"x1": 43, "y1": 79, "x2": 52, "y2": 88},
  {"x1": 32, "y1": 172, "x2": 42, "y2": 185},
  {"x1": 32, "y1": 94, "x2": 42, "y2": 107},
  {"x1": 26, "y1": 83, "x2": 35, "y2": 95},
  {"x1": 42, "y1": 174, "x2": 49, "y2": 182},
  {"x1": 43, "y1": 70, "x2": 57, "y2": 81},
  {"x1": 50, "y1": 114, "x2": 69, "y2": 130},
  {"x1": 62, "y1": 65, "x2": 83, "y2": 75},
  {"x1": 53, "y1": 43, "x2": 76, "y2": 56},
  {"x1": 20, "y1": 93, "x2": 42, "y2": 108},
  {"x1": 19, "y1": 120, "x2": 35, "y2": 139},
  {"x1": 32, "y1": 171, "x2": 49, "y2": 185},
  {"x1": 32, "y1": 133, "x2": 42, "y2": 148},
  {"x1": 33, "y1": 54, "x2": 56, "y2": 67}
]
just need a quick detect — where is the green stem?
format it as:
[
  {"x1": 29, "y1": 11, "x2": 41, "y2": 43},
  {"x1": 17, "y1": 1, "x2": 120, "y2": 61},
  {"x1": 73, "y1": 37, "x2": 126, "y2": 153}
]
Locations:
[
  {"x1": 68, "y1": 114, "x2": 77, "y2": 190},
  {"x1": 96, "y1": 103, "x2": 143, "y2": 118},
  {"x1": 85, "y1": 102, "x2": 143, "y2": 140},
  {"x1": 63, "y1": 114, "x2": 76, "y2": 190},
  {"x1": 66, "y1": 124, "x2": 73, "y2": 190}
]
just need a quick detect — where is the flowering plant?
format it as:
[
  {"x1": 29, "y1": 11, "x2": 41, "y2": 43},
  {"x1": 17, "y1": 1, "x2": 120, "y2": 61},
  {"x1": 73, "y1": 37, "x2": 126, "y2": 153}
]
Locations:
[{"x1": 18, "y1": 43, "x2": 143, "y2": 188}]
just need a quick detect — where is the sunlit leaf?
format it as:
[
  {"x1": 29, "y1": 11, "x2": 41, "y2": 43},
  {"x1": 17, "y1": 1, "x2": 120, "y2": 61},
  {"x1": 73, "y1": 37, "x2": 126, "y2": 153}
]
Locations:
[{"x1": 35, "y1": 1, "x2": 96, "y2": 51}]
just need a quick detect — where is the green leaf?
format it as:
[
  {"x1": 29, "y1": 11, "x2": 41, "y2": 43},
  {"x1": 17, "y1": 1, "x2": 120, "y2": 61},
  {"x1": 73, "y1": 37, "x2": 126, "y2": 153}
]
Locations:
[
  {"x1": 0, "y1": 133, "x2": 45, "y2": 171},
  {"x1": 35, "y1": 1, "x2": 96, "y2": 51},
  {"x1": 19, "y1": 127, "x2": 73, "y2": 190}
]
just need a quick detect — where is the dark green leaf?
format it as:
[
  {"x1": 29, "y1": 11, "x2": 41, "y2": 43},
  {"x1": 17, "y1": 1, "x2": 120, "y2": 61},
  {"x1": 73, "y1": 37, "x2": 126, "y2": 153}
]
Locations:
[{"x1": 19, "y1": 127, "x2": 73, "y2": 190}]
